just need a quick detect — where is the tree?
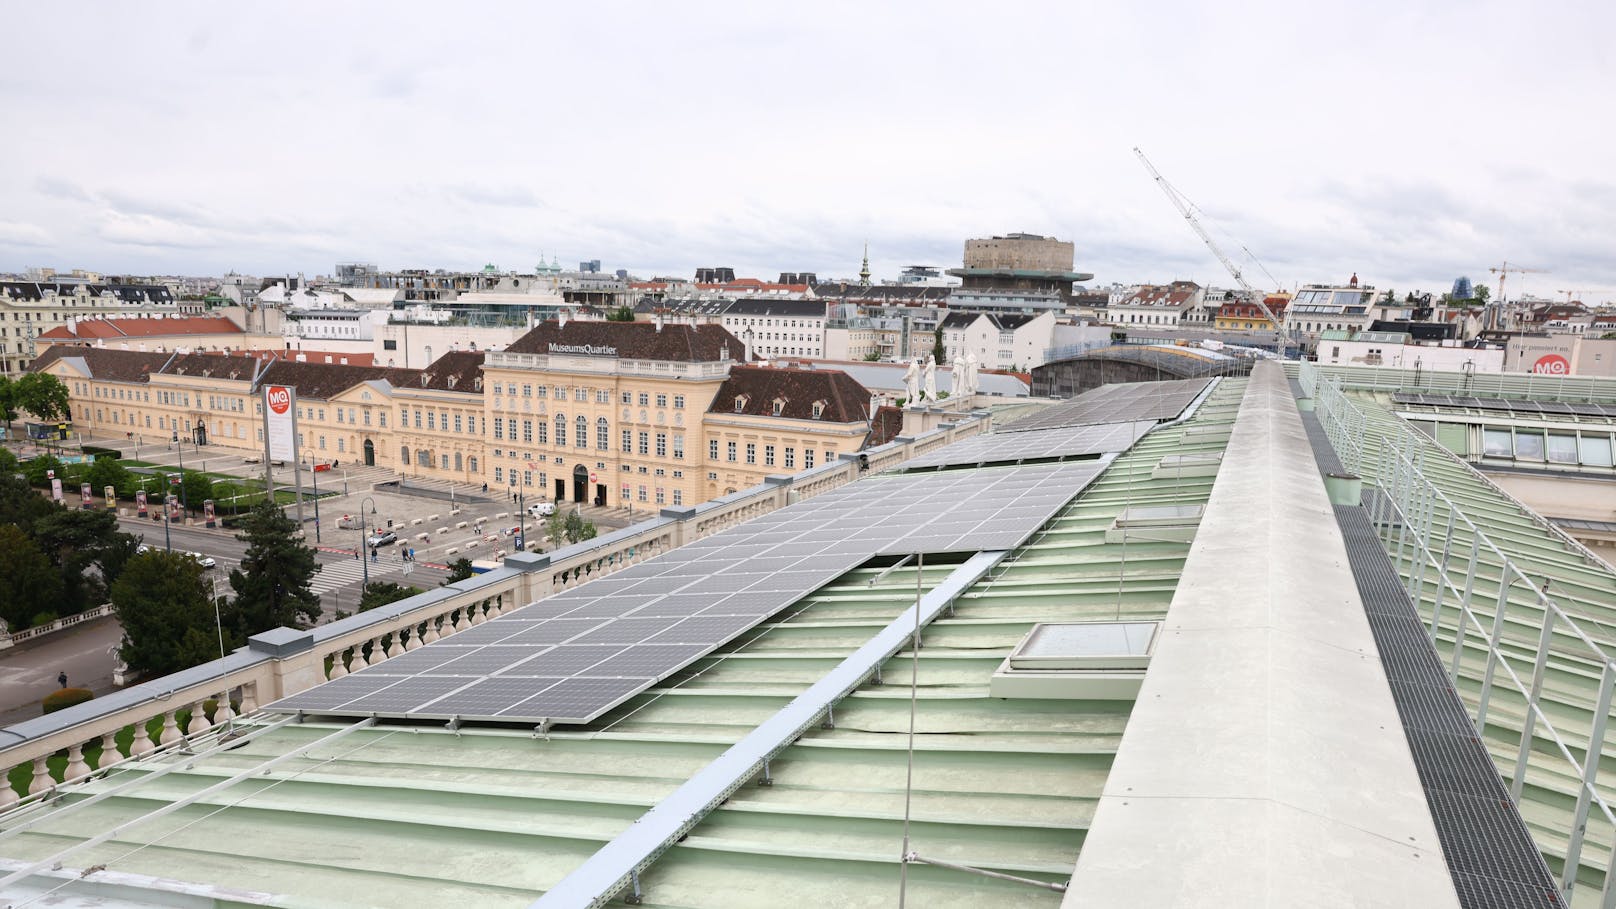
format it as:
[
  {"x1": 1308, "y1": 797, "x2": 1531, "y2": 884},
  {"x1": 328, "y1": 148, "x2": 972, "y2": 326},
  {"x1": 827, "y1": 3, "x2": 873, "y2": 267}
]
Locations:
[
  {"x1": 85, "y1": 457, "x2": 131, "y2": 500},
  {"x1": 605, "y1": 305, "x2": 636, "y2": 322},
  {"x1": 358, "y1": 581, "x2": 424, "y2": 613},
  {"x1": 111, "y1": 550, "x2": 235, "y2": 677},
  {"x1": 31, "y1": 508, "x2": 138, "y2": 615},
  {"x1": 14, "y1": 373, "x2": 70, "y2": 424},
  {"x1": 931, "y1": 329, "x2": 946, "y2": 364},
  {"x1": 0, "y1": 376, "x2": 17, "y2": 441},
  {"x1": 562, "y1": 510, "x2": 597, "y2": 544},
  {"x1": 1473, "y1": 285, "x2": 1491, "y2": 305},
  {"x1": 0, "y1": 471, "x2": 54, "y2": 533},
  {"x1": 178, "y1": 470, "x2": 212, "y2": 514},
  {"x1": 443, "y1": 558, "x2": 476, "y2": 586},
  {"x1": 544, "y1": 509, "x2": 567, "y2": 547},
  {"x1": 0, "y1": 525, "x2": 64, "y2": 631},
  {"x1": 23, "y1": 453, "x2": 62, "y2": 489},
  {"x1": 862, "y1": 351, "x2": 882, "y2": 362},
  {"x1": 229, "y1": 500, "x2": 320, "y2": 634}
]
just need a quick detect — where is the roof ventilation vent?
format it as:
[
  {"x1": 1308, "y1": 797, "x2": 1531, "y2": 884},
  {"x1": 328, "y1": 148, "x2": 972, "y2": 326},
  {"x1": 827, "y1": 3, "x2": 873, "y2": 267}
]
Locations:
[
  {"x1": 1151, "y1": 451, "x2": 1222, "y2": 480},
  {"x1": 990, "y1": 621, "x2": 1161, "y2": 701},
  {"x1": 1105, "y1": 504, "x2": 1204, "y2": 544}
]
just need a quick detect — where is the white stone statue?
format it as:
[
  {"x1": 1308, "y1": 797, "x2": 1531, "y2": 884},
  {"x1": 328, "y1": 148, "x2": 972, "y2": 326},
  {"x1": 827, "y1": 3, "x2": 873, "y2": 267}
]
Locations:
[
  {"x1": 951, "y1": 350, "x2": 967, "y2": 399},
  {"x1": 902, "y1": 357, "x2": 921, "y2": 404},
  {"x1": 922, "y1": 355, "x2": 937, "y2": 402},
  {"x1": 964, "y1": 351, "x2": 980, "y2": 397}
]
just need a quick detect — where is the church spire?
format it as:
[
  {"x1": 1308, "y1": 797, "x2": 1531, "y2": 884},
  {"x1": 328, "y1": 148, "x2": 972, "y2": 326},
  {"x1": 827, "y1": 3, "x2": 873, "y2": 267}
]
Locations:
[{"x1": 859, "y1": 242, "x2": 871, "y2": 287}]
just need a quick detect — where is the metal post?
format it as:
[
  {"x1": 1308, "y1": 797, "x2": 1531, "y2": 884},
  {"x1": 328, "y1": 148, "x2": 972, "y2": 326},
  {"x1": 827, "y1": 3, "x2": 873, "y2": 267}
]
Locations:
[
  {"x1": 1428, "y1": 509, "x2": 1456, "y2": 635},
  {"x1": 311, "y1": 461, "x2": 321, "y2": 544},
  {"x1": 1509, "y1": 599, "x2": 1559, "y2": 804},
  {"x1": 1475, "y1": 569, "x2": 1514, "y2": 728},
  {"x1": 1560, "y1": 660, "x2": 1615, "y2": 898}
]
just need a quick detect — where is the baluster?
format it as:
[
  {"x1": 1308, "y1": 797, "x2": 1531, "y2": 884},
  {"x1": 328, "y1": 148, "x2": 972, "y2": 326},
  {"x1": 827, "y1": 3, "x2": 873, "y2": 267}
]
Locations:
[
  {"x1": 98, "y1": 731, "x2": 123, "y2": 770},
  {"x1": 352, "y1": 643, "x2": 371, "y2": 669},
  {"x1": 0, "y1": 780, "x2": 19, "y2": 809},
  {"x1": 130, "y1": 720, "x2": 157, "y2": 757},
  {"x1": 63, "y1": 744, "x2": 92, "y2": 783},
  {"x1": 186, "y1": 700, "x2": 211, "y2": 735},
  {"x1": 239, "y1": 682, "x2": 260, "y2": 714},
  {"x1": 213, "y1": 691, "x2": 235, "y2": 724},
  {"x1": 421, "y1": 615, "x2": 441, "y2": 644},
  {"x1": 28, "y1": 757, "x2": 53, "y2": 795},
  {"x1": 469, "y1": 601, "x2": 487, "y2": 625},
  {"x1": 367, "y1": 636, "x2": 386, "y2": 664},
  {"x1": 158, "y1": 711, "x2": 181, "y2": 746},
  {"x1": 385, "y1": 631, "x2": 404, "y2": 659},
  {"x1": 329, "y1": 648, "x2": 350, "y2": 679},
  {"x1": 453, "y1": 607, "x2": 470, "y2": 633},
  {"x1": 404, "y1": 625, "x2": 423, "y2": 650}
]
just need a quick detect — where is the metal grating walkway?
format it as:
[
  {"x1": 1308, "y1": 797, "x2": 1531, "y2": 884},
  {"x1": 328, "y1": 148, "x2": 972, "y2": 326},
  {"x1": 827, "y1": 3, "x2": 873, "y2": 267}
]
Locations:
[{"x1": 1294, "y1": 386, "x2": 1565, "y2": 909}]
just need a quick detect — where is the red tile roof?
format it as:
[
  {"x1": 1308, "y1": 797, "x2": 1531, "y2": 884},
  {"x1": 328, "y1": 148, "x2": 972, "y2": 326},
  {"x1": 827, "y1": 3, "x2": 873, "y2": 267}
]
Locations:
[{"x1": 35, "y1": 315, "x2": 242, "y2": 341}]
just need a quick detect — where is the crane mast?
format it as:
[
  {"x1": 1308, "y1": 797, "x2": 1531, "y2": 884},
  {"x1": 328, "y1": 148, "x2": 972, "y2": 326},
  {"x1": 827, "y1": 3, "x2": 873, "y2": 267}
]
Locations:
[{"x1": 1133, "y1": 146, "x2": 1287, "y2": 356}]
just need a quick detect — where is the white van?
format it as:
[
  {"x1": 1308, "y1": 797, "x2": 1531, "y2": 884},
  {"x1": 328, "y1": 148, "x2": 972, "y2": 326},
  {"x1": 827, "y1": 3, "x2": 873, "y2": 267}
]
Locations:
[{"x1": 528, "y1": 502, "x2": 556, "y2": 518}]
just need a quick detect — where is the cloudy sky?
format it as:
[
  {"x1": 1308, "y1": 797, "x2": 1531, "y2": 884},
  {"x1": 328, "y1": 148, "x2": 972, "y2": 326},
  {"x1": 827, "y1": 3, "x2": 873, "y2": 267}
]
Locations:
[{"x1": 3, "y1": 2, "x2": 1613, "y2": 302}]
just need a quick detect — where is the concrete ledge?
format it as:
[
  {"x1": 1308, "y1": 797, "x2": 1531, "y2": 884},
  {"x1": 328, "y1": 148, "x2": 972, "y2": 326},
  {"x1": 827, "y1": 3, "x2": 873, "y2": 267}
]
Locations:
[{"x1": 1065, "y1": 362, "x2": 1458, "y2": 908}]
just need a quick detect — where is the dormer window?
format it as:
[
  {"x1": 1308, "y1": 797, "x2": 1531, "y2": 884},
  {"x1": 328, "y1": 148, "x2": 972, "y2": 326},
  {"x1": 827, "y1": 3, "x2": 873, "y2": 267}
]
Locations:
[
  {"x1": 772, "y1": 398, "x2": 786, "y2": 417},
  {"x1": 734, "y1": 395, "x2": 748, "y2": 414},
  {"x1": 811, "y1": 400, "x2": 826, "y2": 419}
]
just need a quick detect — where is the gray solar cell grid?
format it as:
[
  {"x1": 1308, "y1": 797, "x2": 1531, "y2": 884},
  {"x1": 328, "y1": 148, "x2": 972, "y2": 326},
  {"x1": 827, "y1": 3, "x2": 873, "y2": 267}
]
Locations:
[
  {"x1": 433, "y1": 646, "x2": 549, "y2": 675},
  {"x1": 344, "y1": 677, "x2": 474, "y2": 712},
  {"x1": 498, "y1": 618, "x2": 610, "y2": 646},
  {"x1": 579, "y1": 644, "x2": 711, "y2": 678},
  {"x1": 498, "y1": 676, "x2": 653, "y2": 720},
  {"x1": 1001, "y1": 378, "x2": 1210, "y2": 432},
  {"x1": 416, "y1": 677, "x2": 564, "y2": 716},
  {"x1": 498, "y1": 645, "x2": 621, "y2": 675},
  {"x1": 649, "y1": 614, "x2": 763, "y2": 644},
  {"x1": 570, "y1": 617, "x2": 681, "y2": 646}
]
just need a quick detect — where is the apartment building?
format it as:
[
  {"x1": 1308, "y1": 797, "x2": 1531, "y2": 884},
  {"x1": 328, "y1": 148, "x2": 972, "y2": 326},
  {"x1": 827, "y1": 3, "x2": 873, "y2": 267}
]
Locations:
[{"x1": 0, "y1": 281, "x2": 180, "y2": 374}]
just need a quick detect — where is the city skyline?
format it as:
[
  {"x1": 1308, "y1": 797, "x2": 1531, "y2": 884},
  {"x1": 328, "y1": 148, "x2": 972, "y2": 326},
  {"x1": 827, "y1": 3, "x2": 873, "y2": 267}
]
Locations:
[{"x1": 2, "y1": 2, "x2": 1612, "y2": 298}]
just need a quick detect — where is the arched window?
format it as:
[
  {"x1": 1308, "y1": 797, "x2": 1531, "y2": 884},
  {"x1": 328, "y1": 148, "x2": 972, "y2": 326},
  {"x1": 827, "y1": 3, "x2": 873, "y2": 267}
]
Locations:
[
  {"x1": 454, "y1": 452, "x2": 463, "y2": 471},
  {"x1": 400, "y1": 445, "x2": 409, "y2": 463},
  {"x1": 575, "y1": 415, "x2": 587, "y2": 448},
  {"x1": 417, "y1": 449, "x2": 431, "y2": 467},
  {"x1": 596, "y1": 416, "x2": 609, "y2": 450},
  {"x1": 468, "y1": 456, "x2": 478, "y2": 472},
  {"x1": 554, "y1": 413, "x2": 567, "y2": 447}
]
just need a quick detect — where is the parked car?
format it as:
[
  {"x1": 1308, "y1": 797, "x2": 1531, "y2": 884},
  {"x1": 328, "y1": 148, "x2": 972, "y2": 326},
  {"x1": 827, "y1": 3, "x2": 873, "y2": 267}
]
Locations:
[
  {"x1": 187, "y1": 551, "x2": 217, "y2": 569},
  {"x1": 366, "y1": 531, "x2": 398, "y2": 548},
  {"x1": 528, "y1": 502, "x2": 557, "y2": 518}
]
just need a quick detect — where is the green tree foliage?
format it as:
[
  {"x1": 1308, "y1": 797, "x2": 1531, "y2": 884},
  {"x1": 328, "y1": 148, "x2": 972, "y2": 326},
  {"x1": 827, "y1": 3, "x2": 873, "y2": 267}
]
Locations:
[
  {"x1": 931, "y1": 329, "x2": 946, "y2": 364},
  {"x1": 31, "y1": 508, "x2": 139, "y2": 615},
  {"x1": 544, "y1": 509, "x2": 567, "y2": 546},
  {"x1": 229, "y1": 501, "x2": 320, "y2": 634},
  {"x1": 0, "y1": 375, "x2": 17, "y2": 435},
  {"x1": 177, "y1": 470, "x2": 212, "y2": 514},
  {"x1": 111, "y1": 550, "x2": 235, "y2": 677},
  {"x1": 0, "y1": 524, "x2": 64, "y2": 631},
  {"x1": 0, "y1": 471, "x2": 54, "y2": 532},
  {"x1": 443, "y1": 558, "x2": 476, "y2": 586},
  {"x1": 562, "y1": 510, "x2": 598, "y2": 544},
  {"x1": 14, "y1": 373, "x2": 70, "y2": 423},
  {"x1": 85, "y1": 457, "x2": 131, "y2": 499},
  {"x1": 23, "y1": 454, "x2": 62, "y2": 489},
  {"x1": 358, "y1": 581, "x2": 423, "y2": 613},
  {"x1": 606, "y1": 305, "x2": 637, "y2": 322},
  {"x1": 862, "y1": 351, "x2": 882, "y2": 362},
  {"x1": 1473, "y1": 285, "x2": 1491, "y2": 305}
]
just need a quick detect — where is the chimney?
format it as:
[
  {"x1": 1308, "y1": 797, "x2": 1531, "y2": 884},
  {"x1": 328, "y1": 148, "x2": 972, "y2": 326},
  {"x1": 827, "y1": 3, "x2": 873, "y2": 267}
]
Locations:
[
  {"x1": 559, "y1": 309, "x2": 568, "y2": 329},
  {"x1": 67, "y1": 318, "x2": 77, "y2": 336},
  {"x1": 654, "y1": 312, "x2": 663, "y2": 333}
]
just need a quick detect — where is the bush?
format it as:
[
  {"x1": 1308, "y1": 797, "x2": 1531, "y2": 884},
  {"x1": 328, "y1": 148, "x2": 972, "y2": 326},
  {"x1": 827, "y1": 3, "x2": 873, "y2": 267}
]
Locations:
[
  {"x1": 30, "y1": 611, "x2": 58, "y2": 628},
  {"x1": 42, "y1": 687, "x2": 94, "y2": 714},
  {"x1": 83, "y1": 446, "x2": 122, "y2": 459}
]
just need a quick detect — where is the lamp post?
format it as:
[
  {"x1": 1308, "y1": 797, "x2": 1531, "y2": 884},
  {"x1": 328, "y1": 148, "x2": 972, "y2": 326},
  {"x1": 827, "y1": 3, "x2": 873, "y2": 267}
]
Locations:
[
  {"x1": 359, "y1": 495, "x2": 377, "y2": 587},
  {"x1": 309, "y1": 457, "x2": 321, "y2": 544},
  {"x1": 516, "y1": 491, "x2": 525, "y2": 552}
]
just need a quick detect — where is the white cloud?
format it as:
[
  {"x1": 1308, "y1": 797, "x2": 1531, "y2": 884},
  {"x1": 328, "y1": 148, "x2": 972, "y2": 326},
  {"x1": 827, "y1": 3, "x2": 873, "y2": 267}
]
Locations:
[{"x1": 0, "y1": 1, "x2": 1613, "y2": 301}]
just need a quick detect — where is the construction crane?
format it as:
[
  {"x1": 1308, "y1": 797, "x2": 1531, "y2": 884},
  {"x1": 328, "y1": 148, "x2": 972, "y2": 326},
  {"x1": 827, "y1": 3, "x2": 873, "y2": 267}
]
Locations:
[
  {"x1": 1558, "y1": 289, "x2": 1616, "y2": 305},
  {"x1": 1133, "y1": 147, "x2": 1288, "y2": 356},
  {"x1": 1488, "y1": 261, "x2": 1548, "y2": 303}
]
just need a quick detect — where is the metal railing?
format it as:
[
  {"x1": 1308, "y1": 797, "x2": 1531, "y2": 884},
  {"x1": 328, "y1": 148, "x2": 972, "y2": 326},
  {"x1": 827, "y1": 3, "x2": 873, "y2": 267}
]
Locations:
[{"x1": 1304, "y1": 359, "x2": 1616, "y2": 903}]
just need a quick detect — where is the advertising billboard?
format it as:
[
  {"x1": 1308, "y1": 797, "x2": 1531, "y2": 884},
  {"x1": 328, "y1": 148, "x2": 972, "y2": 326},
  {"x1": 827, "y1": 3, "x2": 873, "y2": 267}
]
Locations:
[
  {"x1": 80, "y1": 482, "x2": 93, "y2": 509},
  {"x1": 136, "y1": 489, "x2": 148, "y2": 517},
  {"x1": 263, "y1": 384, "x2": 298, "y2": 462}
]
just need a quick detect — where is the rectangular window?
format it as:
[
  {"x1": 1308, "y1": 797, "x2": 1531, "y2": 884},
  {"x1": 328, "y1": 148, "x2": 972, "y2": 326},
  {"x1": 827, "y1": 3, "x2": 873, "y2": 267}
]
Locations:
[
  {"x1": 672, "y1": 434, "x2": 684, "y2": 459},
  {"x1": 805, "y1": 450, "x2": 815, "y2": 469},
  {"x1": 621, "y1": 391, "x2": 632, "y2": 404},
  {"x1": 495, "y1": 418, "x2": 505, "y2": 439},
  {"x1": 596, "y1": 390, "x2": 609, "y2": 404},
  {"x1": 709, "y1": 439, "x2": 719, "y2": 460},
  {"x1": 427, "y1": 412, "x2": 436, "y2": 430},
  {"x1": 413, "y1": 410, "x2": 422, "y2": 428},
  {"x1": 656, "y1": 433, "x2": 667, "y2": 457},
  {"x1": 656, "y1": 393, "x2": 667, "y2": 408},
  {"x1": 622, "y1": 428, "x2": 633, "y2": 452},
  {"x1": 784, "y1": 447, "x2": 796, "y2": 469},
  {"x1": 1547, "y1": 434, "x2": 1579, "y2": 465},
  {"x1": 638, "y1": 485, "x2": 648, "y2": 502},
  {"x1": 495, "y1": 466, "x2": 503, "y2": 483},
  {"x1": 638, "y1": 392, "x2": 649, "y2": 406},
  {"x1": 1514, "y1": 431, "x2": 1545, "y2": 461},
  {"x1": 673, "y1": 490, "x2": 683, "y2": 506},
  {"x1": 524, "y1": 470, "x2": 533, "y2": 486},
  {"x1": 1579, "y1": 434, "x2": 1614, "y2": 468},
  {"x1": 727, "y1": 441, "x2": 737, "y2": 462},
  {"x1": 536, "y1": 422, "x2": 548, "y2": 444},
  {"x1": 522, "y1": 384, "x2": 532, "y2": 397},
  {"x1": 379, "y1": 412, "x2": 387, "y2": 427},
  {"x1": 454, "y1": 414, "x2": 462, "y2": 433},
  {"x1": 622, "y1": 483, "x2": 632, "y2": 503},
  {"x1": 575, "y1": 388, "x2": 587, "y2": 402},
  {"x1": 638, "y1": 432, "x2": 650, "y2": 455},
  {"x1": 674, "y1": 394, "x2": 686, "y2": 409},
  {"x1": 523, "y1": 420, "x2": 533, "y2": 443},
  {"x1": 746, "y1": 443, "x2": 756, "y2": 464},
  {"x1": 764, "y1": 445, "x2": 775, "y2": 466},
  {"x1": 467, "y1": 415, "x2": 476, "y2": 434},
  {"x1": 556, "y1": 421, "x2": 566, "y2": 447},
  {"x1": 656, "y1": 487, "x2": 666, "y2": 505},
  {"x1": 383, "y1": 339, "x2": 397, "y2": 350}
]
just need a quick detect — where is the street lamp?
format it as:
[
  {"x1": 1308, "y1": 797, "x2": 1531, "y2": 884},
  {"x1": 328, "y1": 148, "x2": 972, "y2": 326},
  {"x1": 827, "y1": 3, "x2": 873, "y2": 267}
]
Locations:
[
  {"x1": 309, "y1": 457, "x2": 322, "y2": 544},
  {"x1": 358, "y1": 495, "x2": 377, "y2": 587}
]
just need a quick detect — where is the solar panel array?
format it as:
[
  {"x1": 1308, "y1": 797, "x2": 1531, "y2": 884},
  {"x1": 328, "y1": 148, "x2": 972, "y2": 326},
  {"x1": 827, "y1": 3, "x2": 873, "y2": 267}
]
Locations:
[
  {"x1": 901, "y1": 420, "x2": 1153, "y2": 470},
  {"x1": 269, "y1": 461, "x2": 1105, "y2": 725},
  {"x1": 1002, "y1": 378, "x2": 1211, "y2": 433},
  {"x1": 1393, "y1": 393, "x2": 1616, "y2": 419}
]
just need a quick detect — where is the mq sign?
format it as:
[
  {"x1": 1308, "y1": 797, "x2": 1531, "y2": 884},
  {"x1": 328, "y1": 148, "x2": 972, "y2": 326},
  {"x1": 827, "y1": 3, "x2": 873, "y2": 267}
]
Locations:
[{"x1": 262, "y1": 384, "x2": 298, "y2": 462}]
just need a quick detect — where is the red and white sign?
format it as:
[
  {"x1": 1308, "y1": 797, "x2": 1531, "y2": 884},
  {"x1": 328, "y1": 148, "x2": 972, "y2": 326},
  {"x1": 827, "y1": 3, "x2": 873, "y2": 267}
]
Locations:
[
  {"x1": 1532, "y1": 354, "x2": 1571, "y2": 375},
  {"x1": 262, "y1": 384, "x2": 298, "y2": 462},
  {"x1": 589, "y1": 472, "x2": 598, "y2": 484}
]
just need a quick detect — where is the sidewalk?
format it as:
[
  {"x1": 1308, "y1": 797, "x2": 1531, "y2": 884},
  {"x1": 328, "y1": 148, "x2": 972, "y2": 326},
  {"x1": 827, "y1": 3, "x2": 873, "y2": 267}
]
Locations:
[{"x1": 0, "y1": 615, "x2": 122, "y2": 727}]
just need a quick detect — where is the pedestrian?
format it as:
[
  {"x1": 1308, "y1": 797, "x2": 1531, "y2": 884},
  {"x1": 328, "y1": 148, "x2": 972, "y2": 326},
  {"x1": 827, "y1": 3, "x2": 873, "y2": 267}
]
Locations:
[
  {"x1": 482, "y1": 482, "x2": 488, "y2": 494},
  {"x1": 371, "y1": 548, "x2": 379, "y2": 562},
  {"x1": 57, "y1": 671, "x2": 67, "y2": 688}
]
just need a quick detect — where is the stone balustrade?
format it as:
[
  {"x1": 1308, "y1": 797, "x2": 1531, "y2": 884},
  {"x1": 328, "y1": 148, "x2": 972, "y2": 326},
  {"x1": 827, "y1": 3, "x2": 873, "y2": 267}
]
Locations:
[{"x1": 0, "y1": 411, "x2": 989, "y2": 807}]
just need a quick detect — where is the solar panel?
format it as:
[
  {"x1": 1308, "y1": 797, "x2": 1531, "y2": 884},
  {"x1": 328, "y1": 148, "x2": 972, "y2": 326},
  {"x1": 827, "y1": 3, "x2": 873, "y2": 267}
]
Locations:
[
  {"x1": 902, "y1": 420, "x2": 1151, "y2": 469},
  {"x1": 267, "y1": 461, "x2": 1105, "y2": 726},
  {"x1": 1002, "y1": 378, "x2": 1211, "y2": 432}
]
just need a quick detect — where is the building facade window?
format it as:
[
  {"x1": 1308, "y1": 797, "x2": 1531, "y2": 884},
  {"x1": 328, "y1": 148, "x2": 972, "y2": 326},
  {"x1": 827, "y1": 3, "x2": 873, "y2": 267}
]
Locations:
[
  {"x1": 726, "y1": 441, "x2": 737, "y2": 462},
  {"x1": 597, "y1": 417, "x2": 609, "y2": 450},
  {"x1": 764, "y1": 445, "x2": 775, "y2": 466},
  {"x1": 745, "y1": 443, "x2": 756, "y2": 464}
]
